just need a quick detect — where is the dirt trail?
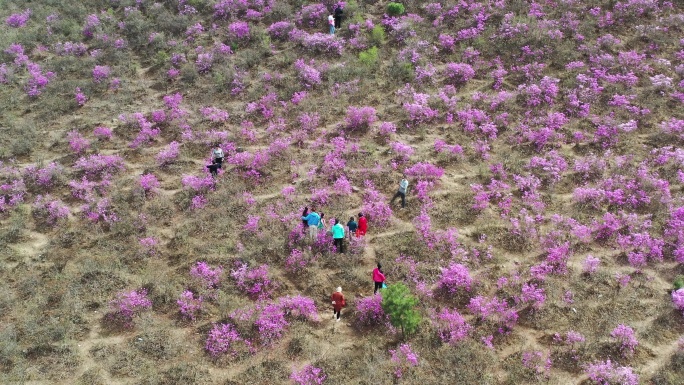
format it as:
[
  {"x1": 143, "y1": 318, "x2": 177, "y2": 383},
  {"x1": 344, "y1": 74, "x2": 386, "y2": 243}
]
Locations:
[{"x1": 6, "y1": 230, "x2": 50, "y2": 270}]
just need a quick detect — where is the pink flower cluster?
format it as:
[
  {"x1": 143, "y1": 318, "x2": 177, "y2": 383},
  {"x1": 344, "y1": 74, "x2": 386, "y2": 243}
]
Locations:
[
  {"x1": 6, "y1": 9, "x2": 31, "y2": 28},
  {"x1": 230, "y1": 262, "x2": 274, "y2": 299},
  {"x1": 290, "y1": 365, "x2": 327, "y2": 385},
  {"x1": 610, "y1": 324, "x2": 638, "y2": 357},
  {"x1": 389, "y1": 343, "x2": 419, "y2": 378},
  {"x1": 108, "y1": 288, "x2": 152, "y2": 327},
  {"x1": 177, "y1": 290, "x2": 204, "y2": 321}
]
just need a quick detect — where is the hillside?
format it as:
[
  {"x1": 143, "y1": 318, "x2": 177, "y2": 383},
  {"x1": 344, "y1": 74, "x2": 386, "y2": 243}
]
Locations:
[{"x1": 1, "y1": 0, "x2": 684, "y2": 384}]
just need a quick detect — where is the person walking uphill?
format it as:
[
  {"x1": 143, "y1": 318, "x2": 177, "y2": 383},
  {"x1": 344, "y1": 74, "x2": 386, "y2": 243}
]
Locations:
[
  {"x1": 331, "y1": 287, "x2": 346, "y2": 321},
  {"x1": 390, "y1": 176, "x2": 409, "y2": 208},
  {"x1": 373, "y1": 263, "x2": 386, "y2": 294},
  {"x1": 302, "y1": 208, "x2": 321, "y2": 240},
  {"x1": 332, "y1": 219, "x2": 345, "y2": 253},
  {"x1": 357, "y1": 212, "x2": 368, "y2": 237}
]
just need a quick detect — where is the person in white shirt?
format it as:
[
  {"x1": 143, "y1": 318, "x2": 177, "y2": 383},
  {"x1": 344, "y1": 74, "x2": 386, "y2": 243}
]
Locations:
[
  {"x1": 212, "y1": 145, "x2": 224, "y2": 165},
  {"x1": 390, "y1": 176, "x2": 409, "y2": 208},
  {"x1": 207, "y1": 145, "x2": 224, "y2": 177},
  {"x1": 328, "y1": 14, "x2": 335, "y2": 35}
]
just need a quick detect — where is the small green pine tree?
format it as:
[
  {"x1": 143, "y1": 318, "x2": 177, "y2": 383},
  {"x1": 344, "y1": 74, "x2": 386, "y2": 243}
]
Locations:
[
  {"x1": 359, "y1": 46, "x2": 379, "y2": 67},
  {"x1": 370, "y1": 25, "x2": 386, "y2": 46},
  {"x1": 674, "y1": 275, "x2": 684, "y2": 290},
  {"x1": 387, "y1": 2, "x2": 406, "y2": 17},
  {"x1": 381, "y1": 283, "x2": 421, "y2": 337}
]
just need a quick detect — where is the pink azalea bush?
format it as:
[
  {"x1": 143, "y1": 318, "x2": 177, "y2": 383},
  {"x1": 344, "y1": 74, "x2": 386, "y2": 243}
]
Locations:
[
  {"x1": 432, "y1": 308, "x2": 472, "y2": 345},
  {"x1": 290, "y1": 365, "x2": 327, "y2": 385},
  {"x1": 177, "y1": 290, "x2": 204, "y2": 321},
  {"x1": 108, "y1": 289, "x2": 152, "y2": 327},
  {"x1": 584, "y1": 359, "x2": 639, "y2": 385},
  {"x1": 673, "y1": 288, "x2": 684, "y2": 316},
  {"x1": 610, "y1": 324, "x2": 638, "y2": 357},
  {"x1": 344, "y1": 106, "x2": 377, "y2": 131},
  {"x1": 230, "y1": 262, "x2": 274, "y2": 299},
  {"x1": 354, "y1": 294, "x2": 388, "y2": 326},
  {"x1": 389, "y1": 343, "x2": 419, "y2": 379},
  {"x1": 33, "y1": 195, "x2": 69, "y2": 224},
  {"x1": 205, "y1": 323, "x2": 254, "y2": 358},
  {"x1": 139, "y1": 173, "x2": 160, "y2": 195},
  {"x1": 436, "y1": 263, "x2": 473, "y2": 294}
]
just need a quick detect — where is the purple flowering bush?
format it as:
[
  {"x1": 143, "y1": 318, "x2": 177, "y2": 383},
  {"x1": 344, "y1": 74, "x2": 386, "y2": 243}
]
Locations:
[
  {"x1": 354, "y1": 294, "x2": 388, "y2": 327},
  {"x1": 344, "y1": 106, "x2": 377, "y2": 131},
  {"x1": 108, "y1": 289, "x2": 152, "y2": 328},
  {"x1": 584, "y1": 359, "x2": 639, "y2": 385},
  {"x1": 290, "y1": 365, "x2": 327, "y2": 385}
]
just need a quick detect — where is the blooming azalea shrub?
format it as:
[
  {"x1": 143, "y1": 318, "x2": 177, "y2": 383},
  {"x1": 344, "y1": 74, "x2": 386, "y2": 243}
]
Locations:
[
  {"x1": 522, "y1": 350, "x2": 552, "y2": 379},
  {"x1": 290, "y1": 365, "x2": 326, "y2": 385},
  {"x1": 344, "y1": 106, "x2": 377, "y2": 131},
  {"x1": 6, "y1": 9, "x2": 31, "y2": 28},
  {"x1": 2, "y1": 0, "x2": 684, "y2": 382},
  {"x1": 285, "y1": 248, "x2": 318, "y2": 274},
  {"x1": 444, "y1": 63, "x2": 475, "y2": 85},
  {"x1": 93, "y1": 126, "x2": 113, "y2": 140},
  {"x1": 230, "y1": 262, "x2": 275, "y2": 299},
  {"x1": 354, "y1": 294, "x2": 388, "y2": 327},
  {"x1": 205, "y1": 323, "x2": 254, "y2": 358},
  {"x1": 139, "y1": 173, "x2": 160, "y2": 195},
  {"x1": 67, "y1": 130, "x2": 90, "y2": 154},
  {"x1": 190, "y1": 261, "x2": 224, "y2": 291},
  {"x1": 361, "y1": 180, "x2": 392, "y2": 227},
  {"x1": 108, "y1": 289, "x2": 152, "y2": 328},
  {"x1": 177, "y1": 290, "x2": 203, "y2": 321},
  {"x1": 432, "y1": 308, "x2": 472, "y2": 345},
  {"x1": 156, "y1": 141, "x2": 180, "y2": 166},
  {"x1": 138, "y1": 237, "x2": 159, "y2": 256},
  {"x1": 73, "y1": 154, "x2": 125, "y2": 178},
  {"x1": 610, "y1": 324, "x2": 638, "y2": 357},
  {"x1": 436, "y1": 263, "x2": 473, "y2": 294},
  {"x1": 32, "y1": 195, "x2": 69, "y2": 224},
  {"x1": 389, "y1": 343, "x2": 419, "y2": 379},
  {"x1": 584, "y1": 359, "x2": 639, "y2": 385},
  {"x1": 673, "y1": 289, "x2": 684, "y2": 316},
  {"x1": 404, "y1": 162, "x2": 444, "y2": 180}
]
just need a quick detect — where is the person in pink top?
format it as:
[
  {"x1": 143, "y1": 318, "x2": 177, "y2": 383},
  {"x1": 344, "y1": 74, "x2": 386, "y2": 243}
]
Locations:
[{"x1": 372, "y1": 263, "x2": 386, "y2": 294}]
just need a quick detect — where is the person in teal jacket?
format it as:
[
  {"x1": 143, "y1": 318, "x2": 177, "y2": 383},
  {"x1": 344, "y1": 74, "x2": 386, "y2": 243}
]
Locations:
[
  {"x1": 302, "y1": 209, "x2": 321, "y2": 240},
  {"x1": 332, "y1": 218, "x2": 345, "y2": 253}
]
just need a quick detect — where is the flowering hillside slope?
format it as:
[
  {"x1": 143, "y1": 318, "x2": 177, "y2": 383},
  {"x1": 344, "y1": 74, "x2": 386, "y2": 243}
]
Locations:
[{"x1": 1, "y1": 0, "x2": 684, "y2": 384}]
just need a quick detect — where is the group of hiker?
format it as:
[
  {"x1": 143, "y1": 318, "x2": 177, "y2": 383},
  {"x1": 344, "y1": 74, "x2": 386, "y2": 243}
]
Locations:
[
  {"x1": 301, "y1": 209, "x2": 368, "y2": 252},
  {"x1": 300, "y1": 176, "x2": 409, "y2": 254},
  {"x1": 330, "y1": 263, "x2": 385, "y2": 321},
  {"x1": 205, "y1": 145, "x2": 407, "y2": 323}
]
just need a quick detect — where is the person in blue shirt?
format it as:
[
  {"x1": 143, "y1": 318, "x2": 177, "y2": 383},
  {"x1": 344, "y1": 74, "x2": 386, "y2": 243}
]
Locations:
[
  {"x1": 302, "y1": 208, "x2": 321, "y2": 240},
  {"x1": 332, "y1": 218, "x2": 345, "y2": 253}
]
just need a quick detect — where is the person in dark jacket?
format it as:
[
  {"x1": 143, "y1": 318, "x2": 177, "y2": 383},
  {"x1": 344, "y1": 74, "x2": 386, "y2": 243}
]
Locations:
[
  {"x1": 302, "y1": 207, "x2": 309, "y2": 233},
  {"x1": 334, "y1": 5, "x2": 343, "y2": 29},
  {"x1": 347, "y1": 216, "x2": 358, "y2": 240}
]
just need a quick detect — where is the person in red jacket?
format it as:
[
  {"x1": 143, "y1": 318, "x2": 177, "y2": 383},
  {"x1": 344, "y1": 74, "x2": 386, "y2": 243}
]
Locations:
[
  {"x1": 331, "y1": 286, "x2": 346, "y2": 321},
  {"x1": 372, "y1": 263, "x2": 386, "y2": 294},
  {"x1": 356, "y1": 212, "x2": 368, "y2": 237}
]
